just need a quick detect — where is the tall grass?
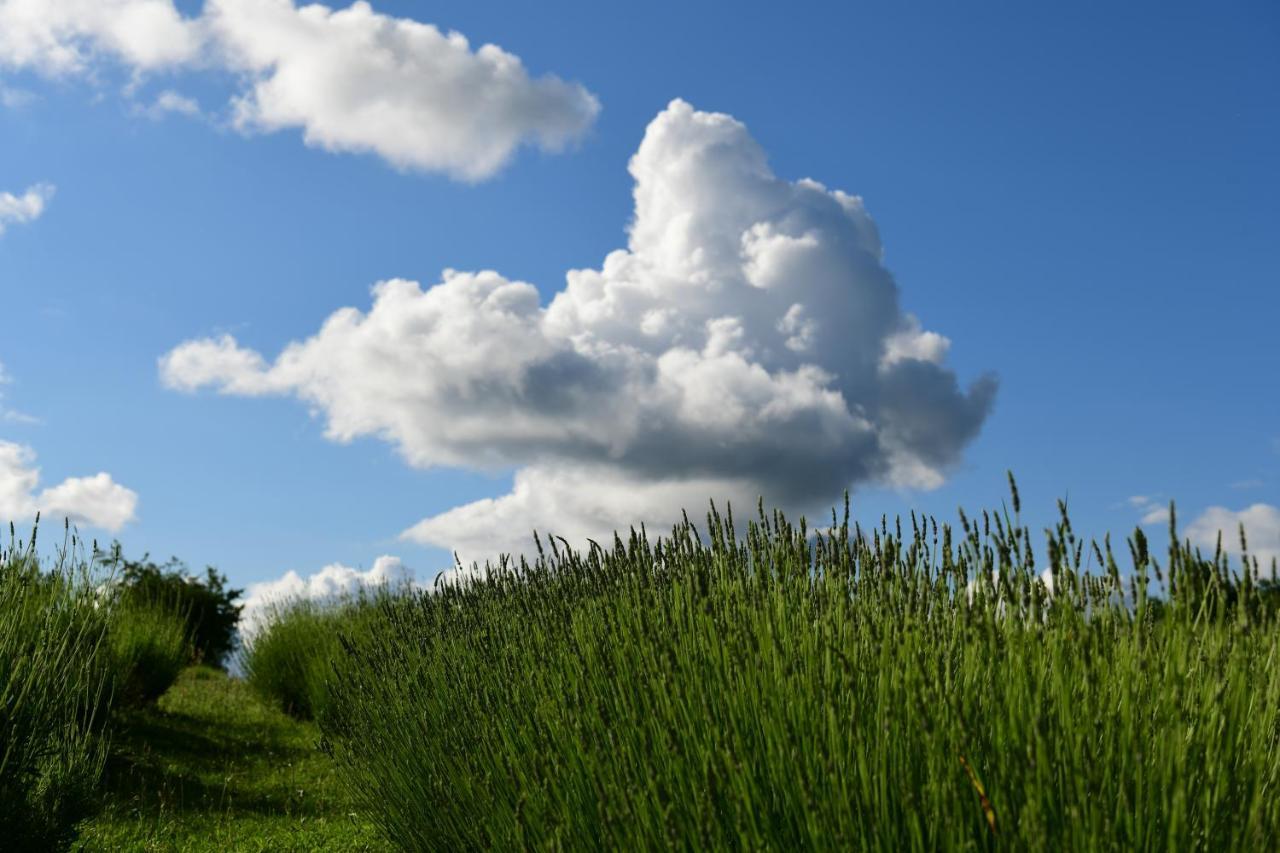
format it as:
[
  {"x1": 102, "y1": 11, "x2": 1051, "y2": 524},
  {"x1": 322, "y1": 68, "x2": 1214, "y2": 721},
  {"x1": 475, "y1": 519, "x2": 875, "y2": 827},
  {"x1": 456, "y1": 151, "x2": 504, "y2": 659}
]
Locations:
[
  {"x1": 311, "y1": 484, "x2": 1280, "y2": 850},
  {"x1": 106, "y1": 597, "x2": 191, "y2": 707},
  {"x1": 242, "y1": 594, "x2": 389, "y2": 723},
  {"x1": 242, "y1": 600, "x2": 341, "y2": 721},
  {"x1": 0, "y1": 523, "x2": 202, "y2": 847},
  {"x1": 0, "y1": 526, "x2": 110, "y2": 848}
]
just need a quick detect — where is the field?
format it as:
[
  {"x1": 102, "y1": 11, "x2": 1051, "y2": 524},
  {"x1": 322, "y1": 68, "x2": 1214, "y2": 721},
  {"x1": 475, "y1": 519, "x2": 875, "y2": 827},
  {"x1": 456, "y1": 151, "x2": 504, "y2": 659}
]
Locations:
[{"x1": 5, "y1": 484, "x2": 1280, "y2": 850}]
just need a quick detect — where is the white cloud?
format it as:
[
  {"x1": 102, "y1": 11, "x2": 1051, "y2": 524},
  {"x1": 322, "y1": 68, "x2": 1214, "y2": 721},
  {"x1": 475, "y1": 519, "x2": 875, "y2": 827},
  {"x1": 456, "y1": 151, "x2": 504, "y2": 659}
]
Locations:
[
  {"x1": 0, "y1": 84, "x2": 34, "y2": 107},
  {"x1": 134, "y1": 88, "x2": 201, "y2": 120},
  {"x1": 0, "y1": 0, "x2": 599, "y2": 179},
  {"x1": 0, "y1": 0, "x2": 200, "y2": 75},
  {"x1": 162, "y1": 100, "x2": 996, "y2": 562},
  {"x1": 240, "y1": 554, "x2": 413, "y2": 635},
  {"x1": 0, "y1": 183, "x2": 53, "y2": 235},
  {"x1": 207, "y1": 0, "x2": 599, "y2": 180},
  {"x1": 403, "y1": 464, "x2": 769, "y2": 560},
  {"x1": 1186, "y1": 504, "x2": 1280, "y2": 574},
  {"x1": 1128, "y1": 495, "x2": 1170, "y2": 526},
  {"x1": 0, "y1": 439, "x2": 138, "y2": 532}
]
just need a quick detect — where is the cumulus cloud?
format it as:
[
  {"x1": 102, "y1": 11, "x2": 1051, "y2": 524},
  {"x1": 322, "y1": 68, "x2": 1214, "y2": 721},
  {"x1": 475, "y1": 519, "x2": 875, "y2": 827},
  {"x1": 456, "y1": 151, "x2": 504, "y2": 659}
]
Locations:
[
  {"x1": 240, "y1": 554, "x2": 414, "y2": 635},
  {"x1": 0, "y1": 0, "x2": 599, "y2": 179},
  {"x1": 0, "y1": 0, "x2": 199, "y2": 75},
  {"x1": 207, "y1": 0, "x2": 599, "y2": 179},
  {"x1": 1186, "y1": 504, "x2": 1280, "y2": 574},
  {"x1": 0, "y1": 183, "x2": 53, "y2": 236},
  {"x1": 0, "y1": 439, "x2": 138, "y2": 532},
  {"x1": 162, "y1": 100, "x2": 996, "y2": 561}
]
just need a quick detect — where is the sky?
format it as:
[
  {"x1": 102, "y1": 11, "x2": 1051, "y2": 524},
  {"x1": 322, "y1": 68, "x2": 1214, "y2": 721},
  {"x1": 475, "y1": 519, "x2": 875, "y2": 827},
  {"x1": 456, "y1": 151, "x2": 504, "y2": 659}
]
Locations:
[{"x1": 1, "y1": 0, "x2": 1277, "y2": 612}]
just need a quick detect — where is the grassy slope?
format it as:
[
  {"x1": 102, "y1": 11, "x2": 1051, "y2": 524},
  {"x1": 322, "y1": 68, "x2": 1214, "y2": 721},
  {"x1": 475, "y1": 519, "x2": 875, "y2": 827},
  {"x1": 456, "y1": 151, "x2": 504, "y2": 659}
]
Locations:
[{"x1": 76, "y1": 667, "x2": 391, "y2": 852}]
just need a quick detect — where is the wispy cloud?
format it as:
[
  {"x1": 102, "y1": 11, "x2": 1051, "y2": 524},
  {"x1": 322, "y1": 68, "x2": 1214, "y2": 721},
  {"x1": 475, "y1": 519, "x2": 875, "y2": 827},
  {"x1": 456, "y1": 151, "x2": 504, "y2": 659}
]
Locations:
[
  {"x1": 0, "y1": 363, "x2": 40, "y2": 425},
  {"x1": 0, "y1": 83, "x2": 34, "y2": 107},
  {"x1": 132, "y1": 88, "x2": 202, "y2": 121},
  {"x1": 1127, "y1": 494, "x2": 1171, "y2": 526}
]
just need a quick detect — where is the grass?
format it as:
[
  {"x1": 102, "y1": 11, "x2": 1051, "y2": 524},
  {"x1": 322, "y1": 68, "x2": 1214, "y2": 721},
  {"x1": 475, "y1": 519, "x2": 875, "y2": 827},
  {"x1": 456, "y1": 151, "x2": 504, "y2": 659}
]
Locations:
[
  {"x1": 13, "y1": 481, "x2": 1280, "y2": 849},
  {"x1": 76, "y1": 666, "x2": 391, "y2": 852},
  {"x1": 241, "y1": 595, "x2": 388, "y2": 724},
  {"x1": 107, "y1": 598, "x2": 191, "y2": 707},
  {"x1": 302, "y1": 487, "x2": 1280, "y2": 851},
  {"x1": 0, "y1": 528, "x2": 110, "y2": 849}
]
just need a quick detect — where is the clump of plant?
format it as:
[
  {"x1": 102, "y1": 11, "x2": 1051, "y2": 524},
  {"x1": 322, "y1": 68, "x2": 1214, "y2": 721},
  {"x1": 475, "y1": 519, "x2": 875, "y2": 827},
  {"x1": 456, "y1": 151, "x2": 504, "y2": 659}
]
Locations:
[
  {"x1": 0, "y1": 524, "x2": 111, "y2": 849},
  {"x1": 318, "y1": 479, "x2": 1280, "y2": 851},
  {"x1": 106, "y1": 597, "x2": 191, "y2": 706},
  {"x1": 242, "y1": 593, "x2": 394, "y2": 723},
  {"x1": 113, "y1": 550, "x2": 243, "y2": 669}
]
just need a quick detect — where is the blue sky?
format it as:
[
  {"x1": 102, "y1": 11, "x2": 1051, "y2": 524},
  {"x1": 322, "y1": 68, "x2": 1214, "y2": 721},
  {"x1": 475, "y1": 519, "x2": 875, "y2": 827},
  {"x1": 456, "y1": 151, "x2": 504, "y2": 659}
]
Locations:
[{"x1": 1, "y1": 0, "x2": 1277, "y2": 602}]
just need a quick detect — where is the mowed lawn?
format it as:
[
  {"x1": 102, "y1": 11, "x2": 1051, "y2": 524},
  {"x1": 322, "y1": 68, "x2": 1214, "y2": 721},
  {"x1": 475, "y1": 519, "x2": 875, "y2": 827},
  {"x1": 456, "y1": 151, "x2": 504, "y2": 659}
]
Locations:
[{"x1": 76, "y1": 667, "x2": 391, "y2": 852}]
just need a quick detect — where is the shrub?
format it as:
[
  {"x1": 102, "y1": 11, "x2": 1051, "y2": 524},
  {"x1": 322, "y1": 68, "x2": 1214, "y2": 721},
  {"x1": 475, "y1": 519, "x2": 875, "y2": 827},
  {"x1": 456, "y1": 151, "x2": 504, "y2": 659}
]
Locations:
[
  {"x1": 242, "y1": 594, "x2": 391, "y2": 723},
  {"x1": 115, "y1": 551, "x2": 243, "y2": 669},
  {"x1": 318, "y1": 490, "x2": 1280, "y2": 851},
  {"x1": 241, "y1": 600, "x2": 336, "y2": 720},
  {"x1": 0, "y1": 528, "x2": 111, "y2": 849},
  {"x1": 106, "y1": 597, "x2": 191, "y2": 706}
]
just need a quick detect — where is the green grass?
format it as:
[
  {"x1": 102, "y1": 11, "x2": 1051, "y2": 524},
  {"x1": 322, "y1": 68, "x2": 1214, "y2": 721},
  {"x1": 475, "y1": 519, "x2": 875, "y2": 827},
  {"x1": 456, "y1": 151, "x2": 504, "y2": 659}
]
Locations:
[
  {"x1": 0, "y1": 530, "x2": 110, "y2": 849},
  {"x1": 76, "y1": 666, "x2": 391, "y2": 852},
  {"x1": 107, "y1": 598, "x2": 191, "y2": 707},
  {"x1": 311, "y1": 489, "x2": 1280, "y2": 851},
  {"x1": 16, "y1": 482, "x2": 1280, "y2": 850},
  {"x1": 241, "y1": 595, "x2": 388, "y2": 724}
]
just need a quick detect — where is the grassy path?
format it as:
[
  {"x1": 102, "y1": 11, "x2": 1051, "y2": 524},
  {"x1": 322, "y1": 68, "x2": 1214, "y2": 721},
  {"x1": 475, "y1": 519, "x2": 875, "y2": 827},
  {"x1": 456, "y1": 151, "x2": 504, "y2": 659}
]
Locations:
[{"x1": 76, "y1": 667, "x2": 391, "y2": 852}]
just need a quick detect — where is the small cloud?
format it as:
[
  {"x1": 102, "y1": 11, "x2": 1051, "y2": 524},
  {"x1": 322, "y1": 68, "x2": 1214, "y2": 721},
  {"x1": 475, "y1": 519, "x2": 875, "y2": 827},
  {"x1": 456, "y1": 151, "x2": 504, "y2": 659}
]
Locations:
[
  {"x1": 0, "y1": 439, "x2": 138, "y2": 532},
  {"x1": 133, "y1": 89, "x2": 202, "y2": 121},
  {"x1": 1, "y1": 410, "x2": 41, "y2": 426},
  {"x1": 0, "y1": 85, "x2": 35, "y2": 108},
  {"x1": 1230, "y1": 479, "x2": 1265, "y2": 491},
  {"x1": 1129, "y1": 494, "x2": 1170, "y2": 526},
  {"x1": 0, "y1": 183, "x2": 54, "y2": 236}
]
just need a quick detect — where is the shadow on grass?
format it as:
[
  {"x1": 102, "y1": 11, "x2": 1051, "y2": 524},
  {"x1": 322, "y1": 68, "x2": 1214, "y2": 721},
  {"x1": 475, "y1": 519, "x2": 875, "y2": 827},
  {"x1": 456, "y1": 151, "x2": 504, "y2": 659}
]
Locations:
[{"x1": 98, "y1": 683, "x2": 330, "y2": 819}]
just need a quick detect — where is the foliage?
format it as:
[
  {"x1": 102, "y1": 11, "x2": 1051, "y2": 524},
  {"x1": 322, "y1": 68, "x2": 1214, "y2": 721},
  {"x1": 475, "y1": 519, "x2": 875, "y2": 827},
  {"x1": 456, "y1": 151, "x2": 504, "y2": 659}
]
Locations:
[
  {"x1": 313, "y1": 482, "x2": 1280, "y2": 851},
  {"x1": 241, "y1": 600, "x2": 339, "y2": 721},
  {"x1": 241, "y1": 594, "x2": 392, "y2": 723},
  {"x1": 0, "y1": 526, "x2": 110, "y2": 849},
  {"x1": 115, "y1": 552, "x2": 243, "y2": 670},
  {"x1": 106, "y1": 597, "x2": 191, "y2": 707}
]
